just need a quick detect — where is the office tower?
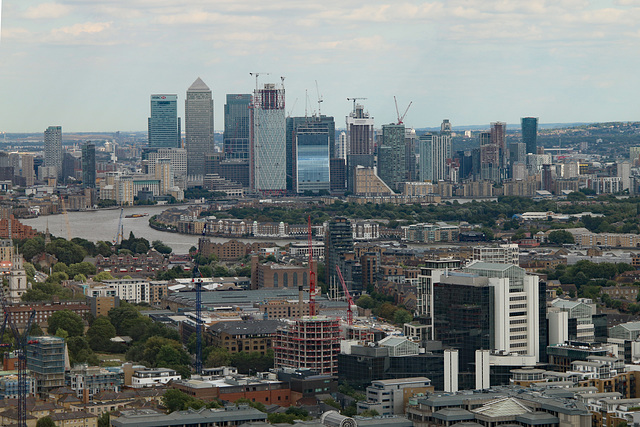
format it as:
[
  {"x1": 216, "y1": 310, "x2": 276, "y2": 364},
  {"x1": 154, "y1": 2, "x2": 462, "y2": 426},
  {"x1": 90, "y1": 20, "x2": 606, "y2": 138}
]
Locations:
[
  {"x1": 418, "y1": 133, "x2": 451, "y2": 182},
  {"x1": 274, "y1": 317, "x2": 340, "y2": 375},
  {"x1": 185, "y1": 77, "x2": 214, "y2": 177},
  {"x1": 251, "y1": 83, "x2": 286, "y2": 193},
  {"x1": 378, "y1": 123, "x2": 406, "y2": 191},
  {"x1": 490, "y1": 121, "x2": 507, "y2": 168},
  {"x1": 330, "y1": 158, "x2": 346, "y2": 191},
  {"x1": 521, "y1": 117, "x2": 538, "y2": 155},
  {"x1": 295, "y1": 119, "x2": 332, "y2": 193},
  {"x1": 224, "y1": 94, "x2": 252, "y2": 160},
  {"x1": 541, "y1": 164, "x2": 553, "y2": 192},
  {"x1": 287, "y1": 115, "x2": 335, "y2": 192},
  {"x1": 336, "y1": 131, "x2": 347, "y2": 159},
  {"x1": 81, "y1": 143, "x2": 96, "y2": 189},
  {"x1": 147, "y1": 148, "x2": 187, "y2": 178},
  {"x1": 44, "y1": 126, "x2": 62, "y2": 180},
  {"x1": 21, "y1": 154, "x2": 35, "y2": 187},
  {"x1": 61, "y1": 152, "x2": 79, "y2": 184},
  {"x1": 148, "y1": 94, "x2": 180, "y2": 148}
]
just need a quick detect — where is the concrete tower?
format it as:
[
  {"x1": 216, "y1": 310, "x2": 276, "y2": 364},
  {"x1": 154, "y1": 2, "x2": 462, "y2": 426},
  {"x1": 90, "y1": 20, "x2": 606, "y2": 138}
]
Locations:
[
  {"x1": 185, "y1": 78, "x2": 214, "y2": 178},
  {"x1": 44, "y1": 126, "x2": 63, "y2": 180}
]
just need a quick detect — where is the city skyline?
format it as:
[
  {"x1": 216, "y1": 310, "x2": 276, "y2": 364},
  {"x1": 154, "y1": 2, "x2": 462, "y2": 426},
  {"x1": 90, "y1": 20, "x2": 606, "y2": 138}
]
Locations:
[{"x1": 1, "y1": 1, "x2": 640, "y2": 132}]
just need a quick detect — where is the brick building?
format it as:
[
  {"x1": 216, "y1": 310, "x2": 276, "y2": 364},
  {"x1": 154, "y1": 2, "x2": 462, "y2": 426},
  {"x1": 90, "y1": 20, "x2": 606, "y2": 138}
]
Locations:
[
  {"x1": 94, "y1": 250, "x2": 168, "y2": 277},
  {"x1": 250, "y1": 256, "x2": 315, "y2": 290},
  {"x1": 206, "y1": 320, "x2": 282, "y2": 355},
  {"x1": 170, "y1": 377, "x2": 291, "y2": 406},
  {"x1": 7, "y1": 301, "x2": 90, "y2": 330},
  {"x1": 0, "y1": 215, "x2": 38, "y2": 239}
]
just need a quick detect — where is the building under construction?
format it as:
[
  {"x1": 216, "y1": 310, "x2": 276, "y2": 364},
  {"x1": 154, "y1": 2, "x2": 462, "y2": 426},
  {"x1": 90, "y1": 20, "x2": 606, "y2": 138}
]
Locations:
[{"x1": 273, "y1": 316, "x2": 340, "y2": 376}]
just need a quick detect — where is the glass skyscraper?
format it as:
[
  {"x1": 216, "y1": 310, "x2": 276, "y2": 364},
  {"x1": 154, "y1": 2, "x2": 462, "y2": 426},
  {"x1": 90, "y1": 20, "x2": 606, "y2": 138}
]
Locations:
[
  {"x1": 378, "y1": 123, "x2": 406, "y2": 191},
  {"x1": 296, "y1": 120, "x2": 332, "y2": 193},
  {"x1": 81, "y1": 142, "x2": 96, "y2": 188},
  {"x1": 521, "y1": 117, "x2": 538, "y2": 154},
  {"x1": 224, "y1": 94, "x2": 252, "y2": 160},
  {"x1": 148, "y1": 94, "x2": 180, "y2": 148},
  {"x1": 185, "y1": 78, "x2": 214, "y2": 177}
]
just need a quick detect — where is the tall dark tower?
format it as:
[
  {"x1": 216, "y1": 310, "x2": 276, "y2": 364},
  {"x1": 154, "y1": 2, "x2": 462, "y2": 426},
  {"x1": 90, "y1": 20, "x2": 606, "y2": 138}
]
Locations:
[
  {"x1": 325, "y1": 217, "x2": 354, "y2": 298},
  {"x1": 522, "y1": 117, "x2": 538, "y2": 155},
  {"x1": 81, "y1": 143, "x2": 96, "y2": 188},
  {"x1": 185, "y1": 77, "x2": 214, "y2": 177}
]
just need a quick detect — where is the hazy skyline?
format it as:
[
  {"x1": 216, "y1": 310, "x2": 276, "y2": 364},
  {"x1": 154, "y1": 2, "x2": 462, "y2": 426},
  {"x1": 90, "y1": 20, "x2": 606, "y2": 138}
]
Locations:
[{"x1": 1, "y1": 0, "x2": 639, "y2": 133}]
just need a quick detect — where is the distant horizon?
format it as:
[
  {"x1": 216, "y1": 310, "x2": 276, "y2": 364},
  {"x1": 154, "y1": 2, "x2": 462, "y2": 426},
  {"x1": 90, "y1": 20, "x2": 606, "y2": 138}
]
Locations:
[{"x1": 1, "y1": 121, "x2": 635, "y2": 137}]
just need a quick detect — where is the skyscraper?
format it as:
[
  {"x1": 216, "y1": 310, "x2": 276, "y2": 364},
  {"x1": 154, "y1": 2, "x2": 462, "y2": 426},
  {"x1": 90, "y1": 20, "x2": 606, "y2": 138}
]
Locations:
[
  {"x1": 251, "y1": 83, "x2": 286, "y2": 193},
  {"x1": 325, "y1": 217, "x2": 354, "y2": 298},
  {"x1": 490, "y1": 121, "x2": 507, "y2": 168},
  {"x1": 44, "y1": 126, "x2": 63, "y2": 180},
  {"x1": 346, "y1": 103, "x2": 374, "y2": 192},
  {"x1": 480, "y1": 131, "x2": 499, "y2": 182},
  {"x1": 185, "y1": 78, "x2": 214, "y2": 177},
  {"x1": 378, "y1": 123, "x2": 406, "y2": 191},
  {"x1": 418, "y1": 132, "x2": 451, "y2": 182},
  {"x1": 287, "y1": 115, "x2": 335, "y2": 192},
  {"x1": 148, "y1": 94, "x2": 180, "y2": 148},
  {"x1": 521, "y1": 117, "x2": 538, "y2": 155},
  {"x1": 295, "y1": 118, "x2": 333, "y2": 193},
  {"x1": 224, "y1": 94, "x2": 252, "y2": 160},
  {"x1": 81, "y1": 143, "x2": 96, "y2": 189}
]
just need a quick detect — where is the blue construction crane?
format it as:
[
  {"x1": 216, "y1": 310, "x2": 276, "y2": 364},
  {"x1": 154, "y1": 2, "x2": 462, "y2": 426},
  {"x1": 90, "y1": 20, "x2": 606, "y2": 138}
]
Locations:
[{"x1": 192, "y1": 222, "x2": 208, "y2": 374}]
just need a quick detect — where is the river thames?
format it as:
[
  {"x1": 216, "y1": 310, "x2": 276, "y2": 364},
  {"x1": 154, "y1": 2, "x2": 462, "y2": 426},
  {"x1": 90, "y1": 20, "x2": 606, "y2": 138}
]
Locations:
[{"x1": 22, "y1": 205, "x2": 296, "y2": 254}]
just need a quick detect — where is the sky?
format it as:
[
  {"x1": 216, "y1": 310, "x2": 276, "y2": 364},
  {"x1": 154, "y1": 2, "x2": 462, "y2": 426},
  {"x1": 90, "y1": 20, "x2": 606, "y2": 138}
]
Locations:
[{"x1": 1, "y1": 0, "x2": 639, "y2": 133}]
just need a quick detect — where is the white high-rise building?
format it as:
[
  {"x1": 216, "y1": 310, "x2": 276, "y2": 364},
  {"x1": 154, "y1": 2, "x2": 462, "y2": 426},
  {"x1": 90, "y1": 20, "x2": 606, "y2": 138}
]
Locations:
[
  {"x1": 44, "y1": 126, "x2": 63, "y2": 180},
  {"x1": 617, "y1": 160, "x2": 631, "y2": 191},
  {"x1": 336, "y1": 131, "x2": 347, "y2": 159},
  {"x1": 418, "y1": 133, "x2": 451, "y2": 182},
  {"x1": 147, "y1": 148, "x2": 187, "y2": 178},
  {"x1": 185, "y1": 77, "x2": 214, "y2": 178},
  {"x1": 251, "y1": 83, "x2": 286, "y2": 193}
]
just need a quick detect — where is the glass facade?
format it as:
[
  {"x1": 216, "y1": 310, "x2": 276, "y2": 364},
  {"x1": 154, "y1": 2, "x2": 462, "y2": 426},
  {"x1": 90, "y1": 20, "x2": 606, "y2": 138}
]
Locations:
[
  {"x1": 224, "y1": 94, "x2": 252, "y2": 160},
  {"x1": 296, "y1": 123, "x2": 330, "y2": 193},
  {"x1": 148, "y1": 94, "x2": 179, "y2": 148},
  {"x1": 81, "y1": 143, "x2": 96, "y2": 188},
  {"x1": 378, "y1": 123, "x2": 406, "y2": 191},
  {"x1": 522, "y1": 117, "x2": 538, "y2": 155}
]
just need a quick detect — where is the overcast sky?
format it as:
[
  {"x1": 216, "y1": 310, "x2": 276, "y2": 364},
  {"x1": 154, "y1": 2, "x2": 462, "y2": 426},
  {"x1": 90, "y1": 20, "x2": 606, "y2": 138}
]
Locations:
[{"x1": 1, "y1": 0, "x2": 639, "y2": 133}]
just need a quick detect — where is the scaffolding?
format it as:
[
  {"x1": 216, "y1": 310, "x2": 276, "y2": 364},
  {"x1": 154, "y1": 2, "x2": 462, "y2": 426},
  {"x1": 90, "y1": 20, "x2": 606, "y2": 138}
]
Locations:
[{"x1": 273, "y1": 317, "x2": 340, "y2": 376}]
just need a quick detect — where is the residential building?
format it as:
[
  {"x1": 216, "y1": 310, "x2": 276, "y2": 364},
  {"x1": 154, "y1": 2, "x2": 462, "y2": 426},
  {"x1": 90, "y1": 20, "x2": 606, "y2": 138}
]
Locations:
[
  {"x1": 26, "y1": 336, "x2": 67, "y2": 393},
  {"x1": 522, "y1": 117, "x2": 539, "y2": 155},
  {"x1": 170, "y1": 376, "x2": 290, "y2": 406},
  {"x1": 418, "y1": 132, "x2": 451, "y2": 182},
  {"x1": 346, "y1": 103, "x2": 374, "y2": 192},
  {"x1": 81, "y1": 143, "x2": 96, "y2": 189},
  {"x1": 378, "y1": 123, "x2": 406, "y2": 191},
  {"x1": 148, "y1": 94, "x2": 180, "y2": 148},
  {"x1": 185, "y1": 77, "x2": 214, "y2": 178},
  {"x1": 472, "y1": 244, "x2": 519, "y2": 265},
  {"x1": 206, "y1": 320, "x2": 282, "y2": 355},
  {"x1": 66, "y1": 364, "x2": 121, "y2": 401},
  {"x1": 129, "y1": 368, "x2": 181, "y2": 388},
  {"x1": 251, "y1": 82, "x2": 286, "y2": 193},
  {"x1": 146, "y1": 148, "x2": 187, "y2": 178},
  {"x1": 44, "y1": 125, "x2": 63, "y2": 180}
]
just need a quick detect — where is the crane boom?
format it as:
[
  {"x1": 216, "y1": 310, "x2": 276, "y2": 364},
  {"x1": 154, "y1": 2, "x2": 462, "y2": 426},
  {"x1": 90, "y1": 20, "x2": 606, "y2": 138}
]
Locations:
[
  {"x1": 346, "y1": 97, "x2": 368, "y2": 112},
  {"x1": 113, "y1": 208, "x2": 124, "y2": 245},
  {"x1": 335, "y1": 266, "x2": 354, "y2": 325}
]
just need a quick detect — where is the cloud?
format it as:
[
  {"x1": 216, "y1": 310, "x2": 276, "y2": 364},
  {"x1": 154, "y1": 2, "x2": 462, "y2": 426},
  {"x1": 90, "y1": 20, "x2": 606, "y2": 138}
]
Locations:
[
  {"x1": 52, "y1": 21, "x2": 112, "y2": 36},
  {"x1": 23, "y1": 3, "x2": 72, "y2": 19}
]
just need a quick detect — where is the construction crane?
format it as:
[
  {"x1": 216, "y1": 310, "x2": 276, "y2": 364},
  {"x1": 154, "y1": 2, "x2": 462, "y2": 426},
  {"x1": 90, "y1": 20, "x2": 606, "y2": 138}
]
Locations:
[
  {"x1": 113, "y1": 208, "x2": 124, "y2": 245},
  {"x1": 59, "y1": 197, "x2": 72, "y2": 240},
  {"x1": 249, "y1": 72, "x2": 271, "y2": 91},
  {"x1": 308, "y1": 216, "x2": 316, "y2": 317},
  {"x1": 335, "y1": 266, "x2": 354, "y2": 326},
  {"x1": 346, "y1": 97, "x2": 368, "y2": 112},
  {"x1": 394, "y1": 96, "x2": 413, "y2": 125},
  {"x1": 315, "y1": 80, "x2": 323, "y2": 117},
  {"x1": 192, "y1": 222, "x2": 208, "y2": 375},
  {"x1": 0, "y1": 282, "x2": 36, "y2": 427}
]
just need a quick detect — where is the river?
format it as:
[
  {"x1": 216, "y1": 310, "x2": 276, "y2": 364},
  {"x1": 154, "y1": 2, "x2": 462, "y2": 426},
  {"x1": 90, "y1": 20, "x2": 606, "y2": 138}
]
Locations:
[{"x1": 21, "y1": 205, "x2": 296, "y2": 254}]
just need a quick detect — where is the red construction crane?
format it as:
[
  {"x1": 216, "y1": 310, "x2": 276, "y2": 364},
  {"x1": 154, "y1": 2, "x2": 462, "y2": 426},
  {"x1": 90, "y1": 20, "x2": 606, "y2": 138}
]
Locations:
[
  {"x1": 394, "y1": 96, "x2": 413, "y2": 125},
  {"x1": 308, "y1": 216, "x2": 316, "y2": 316},
  {"x1": 335, "y1": 265, "x2": 354, "y2": 325}
]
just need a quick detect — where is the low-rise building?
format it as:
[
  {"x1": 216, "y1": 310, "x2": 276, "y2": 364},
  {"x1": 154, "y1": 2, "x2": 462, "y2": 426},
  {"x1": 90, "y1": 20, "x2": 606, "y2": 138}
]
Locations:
[
  {"x1": 357, "y1": 377, "x2": 433, "y2": 415},
  {"x1": 66, "y1": 364, "x2": 121, "y2": 401},
  {"x1": 206, "y1": 320, "x2": 281, "y2": 355},
  {"x1": 111, "y1": 406, "x2": 268, "y2": 427},
  {"x1": 129, "y1": 368, "x2": 181, "y2": 389}
]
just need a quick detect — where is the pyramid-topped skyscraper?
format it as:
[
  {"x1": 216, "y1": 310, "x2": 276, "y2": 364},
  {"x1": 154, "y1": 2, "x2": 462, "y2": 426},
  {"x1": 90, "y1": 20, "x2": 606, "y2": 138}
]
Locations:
[{"x1": 185, "y1": 77, "x2": 214, "y2": 178}]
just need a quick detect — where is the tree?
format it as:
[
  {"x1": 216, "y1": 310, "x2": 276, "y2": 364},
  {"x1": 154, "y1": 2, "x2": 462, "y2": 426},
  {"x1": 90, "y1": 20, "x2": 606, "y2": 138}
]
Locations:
[
  {"x1": 205, "y1": 347, "x2": 231, "y2": 368},
  {"x1": 36, "y1": 416, "x2": 56, "y2": 427},
  {"x1": 548, "y1": 229, "x2": 575, "y2": 245},
  {"x1": 67, "y1": 336, "x2": 98, "y2": 365},
  {"x1": 109, "y1": 305, "x2": 142, "y2": 335},
  {"x1": 94, "y1": 271, "x2": 114, "y2": 282},
  {"x1": 69, "y1": 262, "x2": 97, "y2": 277},
  {"x1": 87, "y1": 317, "x2": 117, "y2": 352},
  {"x1": 74, "y1": 274, "x2": 87, "y2": 282},
  {"x1": 97, "y1": 412, "x2": 110, "y2": 427},
  {"x1": 47, "y1": 309, "x2": 84, "y2": 337},
  {"x1": 162, "y1": 389, "x2": 193, "y2": 413},
  {"x1": 393, "y1": 308, "x2": 413, "y2": 325},
  {"x1": 356, "y1": 295, "x2": 376, "y2": 310}
]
